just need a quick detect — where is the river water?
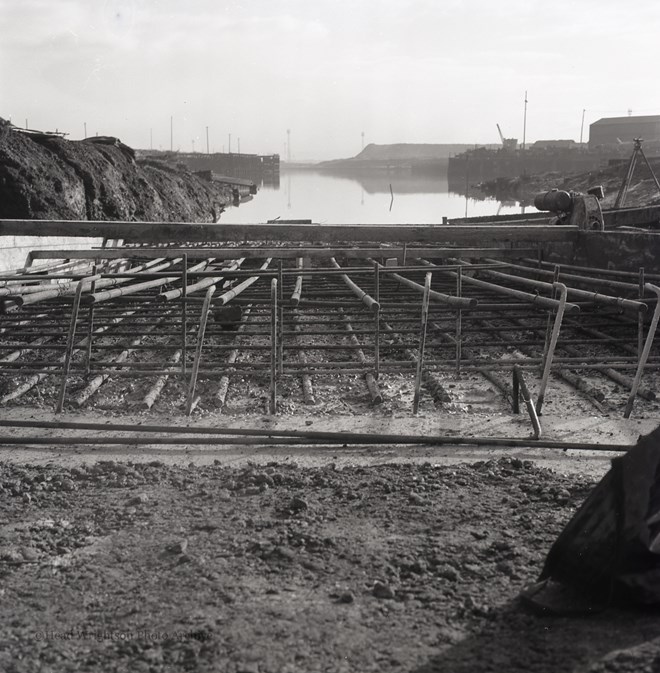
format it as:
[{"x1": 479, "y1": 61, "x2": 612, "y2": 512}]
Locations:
[
  {"x1": 221, "y1": 167, "x2": 524, "y2": 224},
  {"x1": 0, "y1": 167, "x2": 524, "y2": 273}
]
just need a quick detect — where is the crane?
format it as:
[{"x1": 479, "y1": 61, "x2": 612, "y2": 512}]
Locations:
[{"x1": 496, "y1": 124, "x2": 518, "y2": 151}]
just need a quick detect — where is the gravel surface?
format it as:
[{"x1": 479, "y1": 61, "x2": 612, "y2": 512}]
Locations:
[{"x1": 1, "y1": 455, "x2": 659, "y2": 672}]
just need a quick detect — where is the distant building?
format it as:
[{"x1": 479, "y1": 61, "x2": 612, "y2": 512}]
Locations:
[
  {"x1": 589, "y1": 115, "x2": 660, "y2": 148},
  {"x1": 531, "y1": 139, "x2": 578, "y2": 150}
]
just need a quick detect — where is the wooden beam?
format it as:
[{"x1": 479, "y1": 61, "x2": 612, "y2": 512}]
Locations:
[
  {"x1": 603, "y1": 205, "x2": 660, "y2": 229},
  {"x1": 0, "y1": 219, "x2": 579, "y2": 245},
  {"x1": 28, "y1": 246, "x2": 543, "y2": 261}
]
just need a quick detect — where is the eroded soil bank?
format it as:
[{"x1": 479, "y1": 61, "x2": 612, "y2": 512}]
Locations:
[
  {"x1": 479, "y1": 156, "x2": 660, "y2": 210},
  {"x1": 0, "y1": 120, "x2": 231, "y2": 222}
]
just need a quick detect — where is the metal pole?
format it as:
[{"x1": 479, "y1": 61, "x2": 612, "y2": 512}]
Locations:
[
  {"x1": 56, "y1": 274, "x2": 101, "y2": 413},
  {"x1": 580, "y1": 109, "x2": 586, "y2": 145},
  {"x1": 522, "y1": 90, "x2": 528, "y2": 151},
  {"x1": 413, "y1": 272, "x2": 432, "y2": 414},
  {"x1": 625, "y1": 283, "x2": 660, "y2": 418},
  {"x1": 536, "y1": 282, "x2": 569, "y2": 415},
  {"x1": 514, "y1": 365, "x2": 542, "y2": 438},
  {"x1": 185, "y1": 285, "x2": 215, "y2": 415},
  {"x1": 206, "y1": 126, "x2": 209, "y2": 154},
  {"x1": 639, "y1": 267, "x2": 645, "y2": 357},
  {"x1": 278, "y1": 263, "x2": 284, "y2": 377},
  {"x1": 374, "y1": 261, "x2": 380, "y2": 379},
  {"x1": 512, "y1": 367, "x2": 520, "y2": 414},
  {"x1": 0, "y1": 418, "x2": 632, "y2": 452},
  {"x1": 84, "y1": 263, "x2": 98, "y2": 374},
  {"x1": 270, "y1": 278, "x2": 277, "y2": 414},
  {"x1": 181, "y1": 253, "x2": 187, "y2": 376},
  {"x1": 456, "y1": 266, "x2": 462, "y2": 375}
]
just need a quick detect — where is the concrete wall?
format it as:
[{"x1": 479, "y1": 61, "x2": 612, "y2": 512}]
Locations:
[
  {"x1": 0, "y1": 236, "x2": 101, "y2": 273},
  {"x1": 572, "y1": 231, "x2": 660, "y2": 274}
]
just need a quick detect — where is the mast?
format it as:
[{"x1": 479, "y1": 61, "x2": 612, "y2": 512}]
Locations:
[{"x1": 522, "y1": 90, "x2": 528, "y2": 151}]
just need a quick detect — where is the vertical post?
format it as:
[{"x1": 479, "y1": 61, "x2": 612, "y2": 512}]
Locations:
[
  {"x1": 181, "y1": 253, "x2": 188, "y2": 376},
  {"x1": 278, "y1": 263, "x2": 284, "y2": 378},
  {"x1": 638, "y1": 267, "x2": 645, "y2": 357},
  {"x1": 373, "y1": 261, "x2": 380, "y2": 379},
  {"x1": 413, "y1": 272, "x2": 432, "y2": 414},
  {"x1": 84, "y1": 262, "x2": 98, "y2": 374},
  {"x1": 542, "y1": 265, "x2": 560, "y2": 360},
  {"x1": 512, "y1": 367, "x2": 520, "y2": 414},
  {"x1": 522, "y1": 90, "x2": 528, "y2": 151},
  {"x1": 536, "y1": 282, "x2": 568, "y2": 415},
  {"x1": 206, "y1": 126, "x2": 210, "y2": 154},
  {"x1": 625, "y1": 283, "x2": 660, "y2": 418},
  {"x1": 455, "y1": 266, "x2": 463, "y2": 375},
  {"x1": 270, "y1": 278, "x2": 278, "y2": 414},
  {"x1": 185, "y1": 286, "x2": 215, "y2": 415},
  {"x1": 56, "y1": 275, "x2": 100, "y2": 413},
  {"x1": 514, "y1": 366, "x2": 542, "y2": 438}
]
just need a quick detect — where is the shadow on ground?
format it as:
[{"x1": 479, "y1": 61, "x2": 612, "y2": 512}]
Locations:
[{"x1": 411, "y1": 599, "x2": 660, "y2": 673}]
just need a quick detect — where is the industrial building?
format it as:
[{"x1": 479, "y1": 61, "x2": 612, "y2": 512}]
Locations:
[{"x1": 589, "y1": 115, "x2": 660, "y2": 148}]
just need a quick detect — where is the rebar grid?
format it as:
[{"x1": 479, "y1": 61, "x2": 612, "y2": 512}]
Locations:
[{"x1": 0, "y1": 244, "x2": 658, "y2": 419}]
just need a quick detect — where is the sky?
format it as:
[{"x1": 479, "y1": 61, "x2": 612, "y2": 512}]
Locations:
[{"x1": 2, "y1": 0, "x2": 660, "y2": 160}]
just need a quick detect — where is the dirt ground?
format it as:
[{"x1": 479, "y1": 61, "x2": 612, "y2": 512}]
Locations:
[{"x1": 1, "y1": 406, "x2": 660, "y2": 673}]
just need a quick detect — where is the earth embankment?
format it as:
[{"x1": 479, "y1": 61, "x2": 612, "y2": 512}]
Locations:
[
  {"x1": 0, "y1": 119, "x2": 231, "y2": 222},
  {"x1": 479, "y1": 156, "x2": 660, "y2": 209}
]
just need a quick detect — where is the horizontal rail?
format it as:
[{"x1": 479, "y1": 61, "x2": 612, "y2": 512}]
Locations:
[
  {"x1": 0, "y1": 419, "x2": 632, "y2": 452},
  {"x1": 0, "y1": 219, "x2": 580, "y2": 244}
]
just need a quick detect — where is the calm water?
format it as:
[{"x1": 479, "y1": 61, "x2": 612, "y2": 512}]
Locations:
[{"x1": 221, "y1": 168, "x2": 524, "y2": 224}]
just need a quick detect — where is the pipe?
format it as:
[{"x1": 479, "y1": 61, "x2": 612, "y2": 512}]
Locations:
[
  {"x1": 0, "y1": 418, "x2": 632, "y2": 452},
  {"x1": 330, "y1": 258, "x2": 380, "y2": 311}
]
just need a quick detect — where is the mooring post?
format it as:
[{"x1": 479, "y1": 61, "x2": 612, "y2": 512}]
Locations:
[
  {"x1": 455, "y1": 265, "x2": 463, "y2": 375},
  {"x1": 56, "y1": 274, "x2": 101, "y2": 413},
  {"x1": 181, "y1": 253, "x2": 188, "y2": 377},
  {"x1": 625, "y1": 283, "x2": 660, "y2": 418},
  {"x1": 185, "y1": 285, "x2": 215, "y2": 415},
  {"x1": 413, "y1": 272, "x2": 432, "y2": 414},
  {"x1": 536, "y1": 282, "x2": 568, "y2": 415},
  {"x1": 270, "y1": 278, "x2": 278, "y2": 414}
]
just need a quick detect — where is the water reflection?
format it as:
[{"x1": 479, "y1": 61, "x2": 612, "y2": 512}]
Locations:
[{"x1": 221, "y1": 166, "x2": 524, "y2": 224}]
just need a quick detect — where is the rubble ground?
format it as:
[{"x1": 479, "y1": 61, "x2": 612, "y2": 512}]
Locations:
[{"x1": 1, "y1": 452, "x2": 660, "y2": 673}]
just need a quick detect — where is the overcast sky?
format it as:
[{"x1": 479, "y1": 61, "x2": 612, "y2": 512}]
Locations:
[{"x1": 2, "y1": 0, "x2": 659, "y2": 160}]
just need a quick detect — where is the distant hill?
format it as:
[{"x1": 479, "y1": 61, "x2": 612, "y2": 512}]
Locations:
[
  {"x1": 352, "y1": 143, "x2": 479, "y2": 161},
  {"x1": 315, "y1": 143, "x2": 499, "y2": 174}
]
